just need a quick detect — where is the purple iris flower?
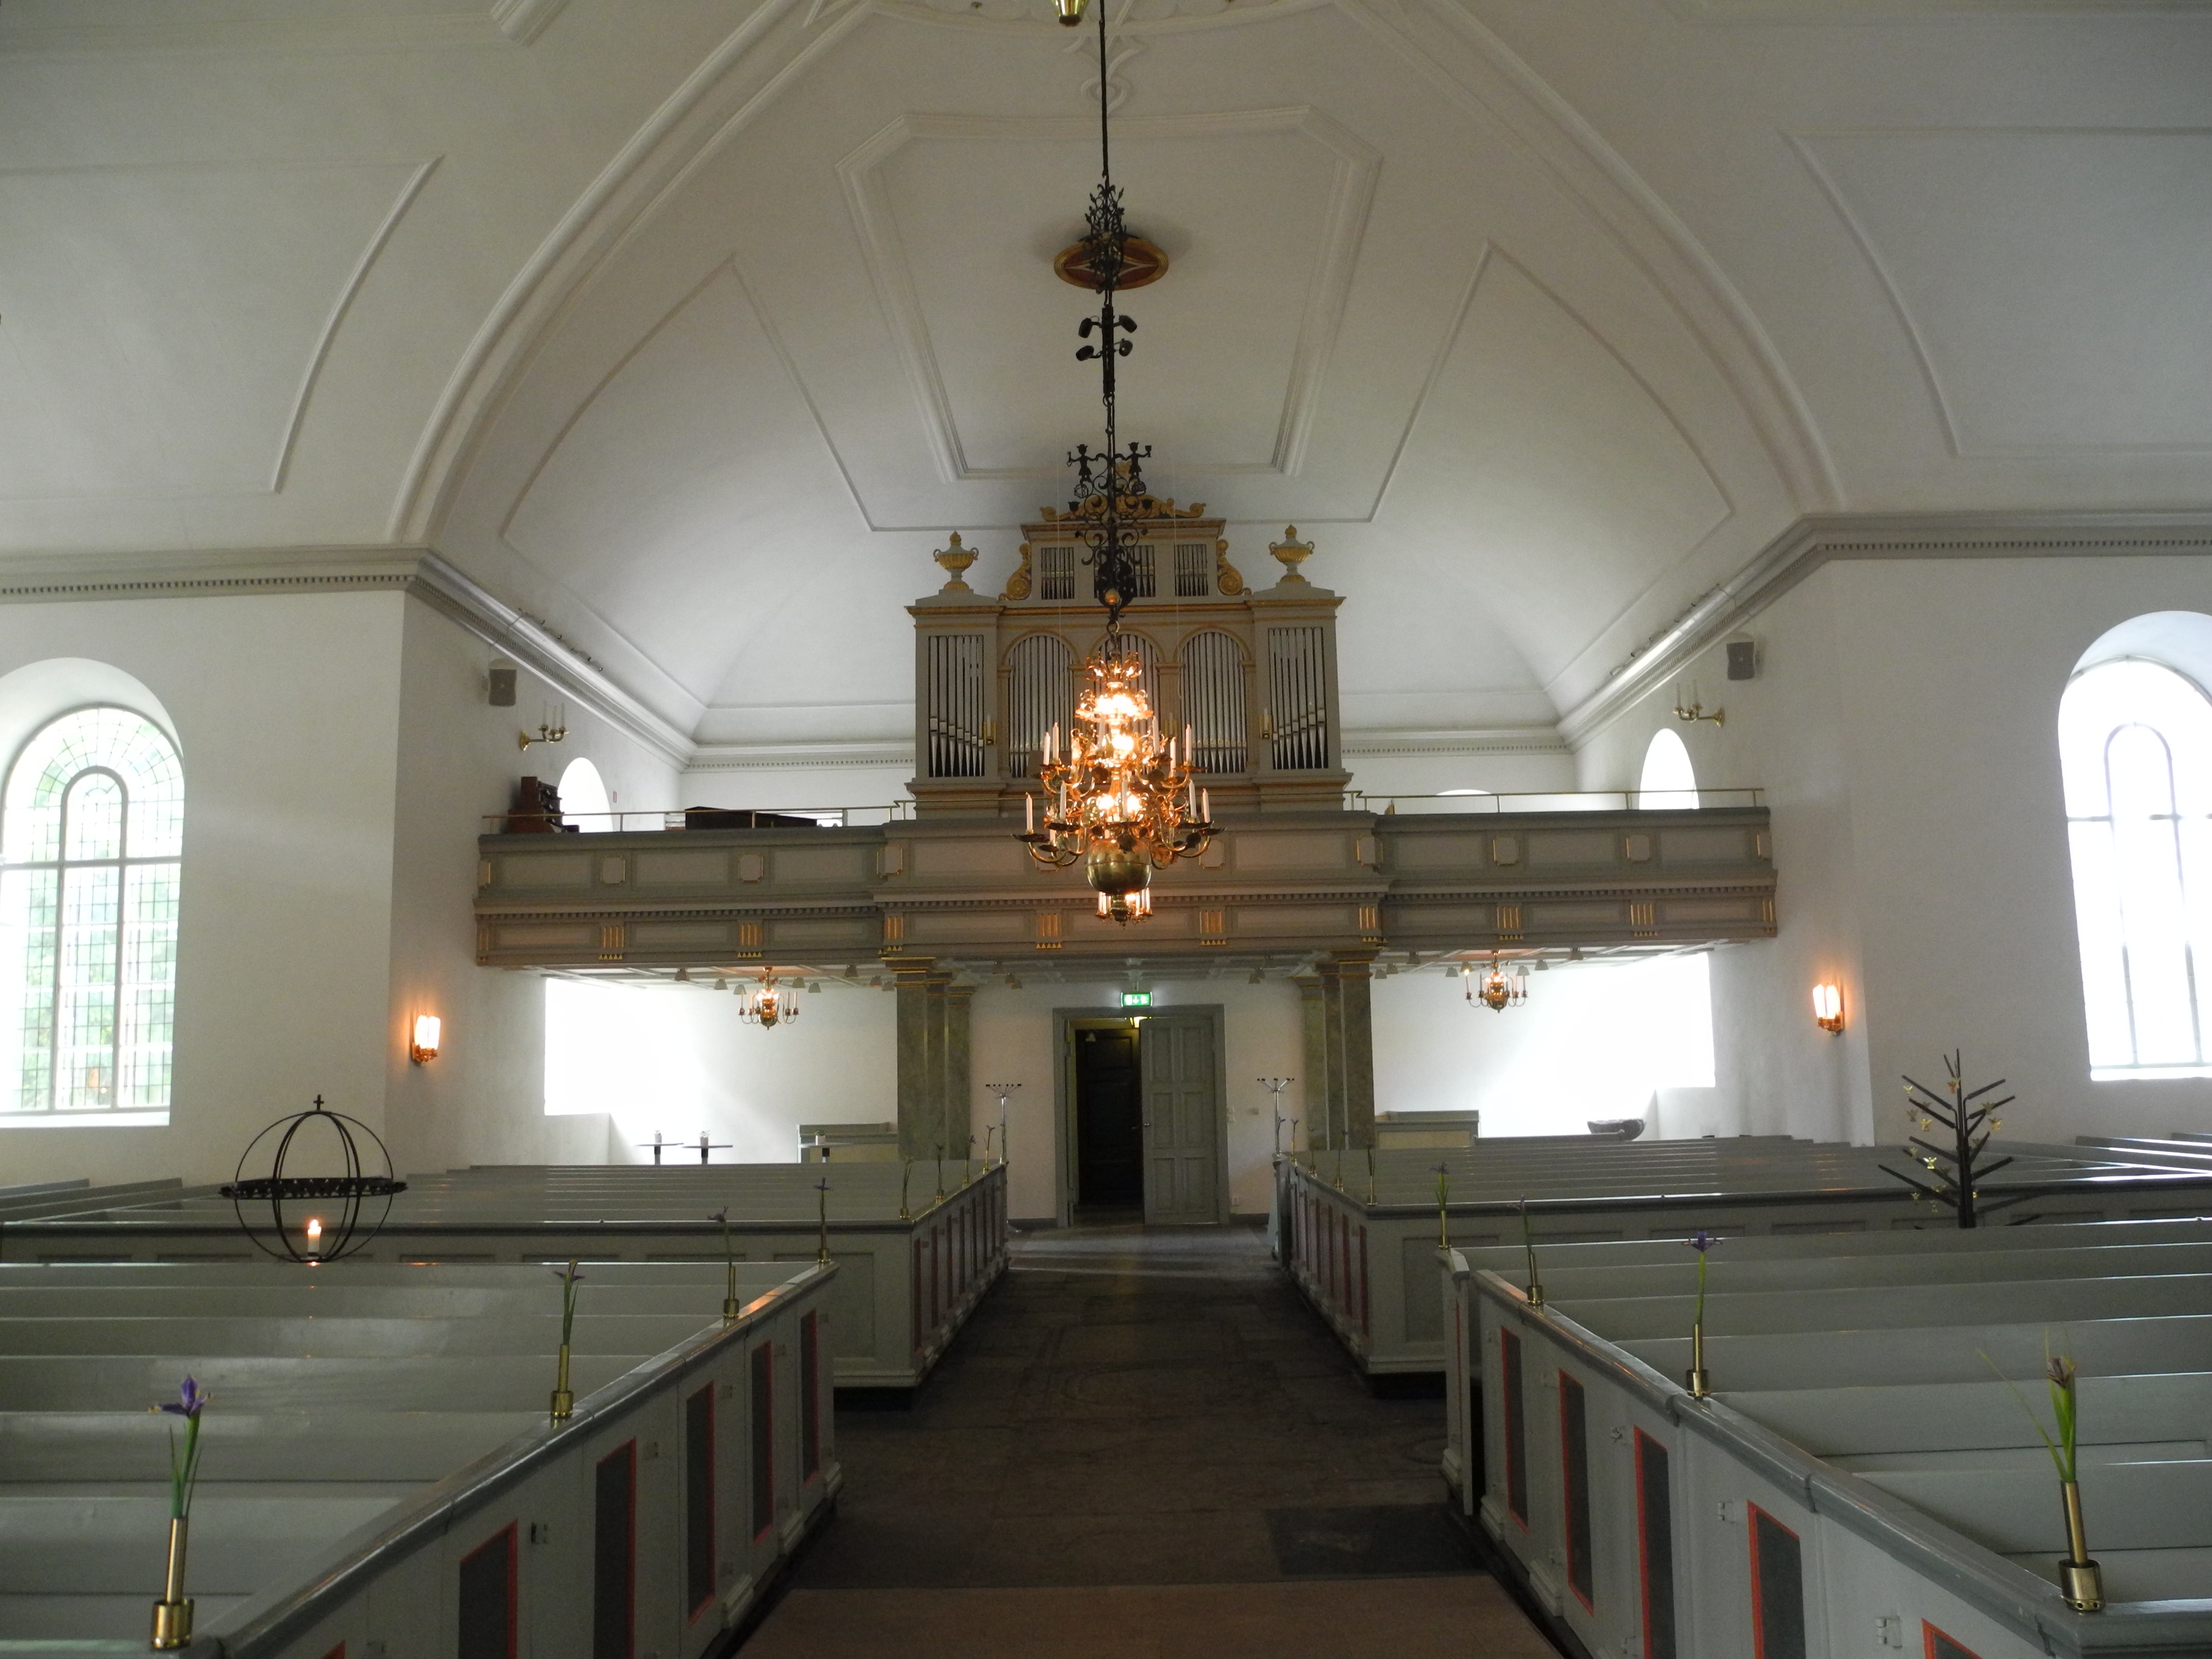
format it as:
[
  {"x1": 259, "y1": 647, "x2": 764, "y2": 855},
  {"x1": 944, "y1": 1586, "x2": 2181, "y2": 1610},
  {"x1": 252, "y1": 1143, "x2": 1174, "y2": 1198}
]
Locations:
[
  {"x1": 709, "y1": 1208, "x2": 728, "y2": 1225},
  {"x1": 159, "y1": 1376, "x2": 208, "y2": 1420},
  {"x1": 1687, "y1": 1228, "x2": 1720, "y2": 1254}
]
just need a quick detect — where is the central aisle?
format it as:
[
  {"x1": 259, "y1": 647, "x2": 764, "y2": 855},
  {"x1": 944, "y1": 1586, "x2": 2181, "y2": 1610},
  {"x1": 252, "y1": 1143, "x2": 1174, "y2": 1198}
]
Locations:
[{"x1": 745, "y1": 1221, "x2": 1555, "y2": 1658}]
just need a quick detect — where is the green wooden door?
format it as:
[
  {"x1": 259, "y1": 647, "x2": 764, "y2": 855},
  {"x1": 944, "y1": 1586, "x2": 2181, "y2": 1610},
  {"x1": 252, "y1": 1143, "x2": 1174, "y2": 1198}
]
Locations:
[{"x1": 1140, "y1": 1014, "x2": 1219, "y2": 1223}]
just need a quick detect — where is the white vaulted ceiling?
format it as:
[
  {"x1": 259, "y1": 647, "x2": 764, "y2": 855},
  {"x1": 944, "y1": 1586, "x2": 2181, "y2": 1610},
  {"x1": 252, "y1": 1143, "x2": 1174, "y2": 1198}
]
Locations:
[{"x1": 0, "y1": 0, "x2": 2208, "y2": 749}]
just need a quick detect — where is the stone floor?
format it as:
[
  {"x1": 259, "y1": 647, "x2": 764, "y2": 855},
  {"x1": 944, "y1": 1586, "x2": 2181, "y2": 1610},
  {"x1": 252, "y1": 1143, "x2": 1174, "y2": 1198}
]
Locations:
[{"x1": 743, "y1": 1221, "x2": 1556, "y2": 1657}]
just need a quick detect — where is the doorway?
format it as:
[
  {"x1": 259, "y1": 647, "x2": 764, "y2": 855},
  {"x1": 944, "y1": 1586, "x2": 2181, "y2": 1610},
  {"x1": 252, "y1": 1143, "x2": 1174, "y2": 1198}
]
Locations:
[
  {"x1": 1072, "y1": 1021, "x2": 1144, "y2": 1217},
  {"x1": 1054, "y1": 1006, "x2": 1228, "y2": 1227}
]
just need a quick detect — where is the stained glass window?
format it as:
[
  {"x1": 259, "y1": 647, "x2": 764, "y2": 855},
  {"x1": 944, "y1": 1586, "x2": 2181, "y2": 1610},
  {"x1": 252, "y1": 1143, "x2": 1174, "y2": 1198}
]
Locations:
[
  {"x1": 0, "y1": 708, "x2": 182, "y2": 1117},
  {"x1": 2060, "y1": 660, "x2": 2212, "y2": 1080}
]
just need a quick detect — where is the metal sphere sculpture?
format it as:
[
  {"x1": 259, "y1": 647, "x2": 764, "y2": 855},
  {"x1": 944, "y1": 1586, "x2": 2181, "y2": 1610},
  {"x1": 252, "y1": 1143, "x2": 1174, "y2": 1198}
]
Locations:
[{"x1": 218, "y1": 1095, "x2": 406, "y2": 1263}]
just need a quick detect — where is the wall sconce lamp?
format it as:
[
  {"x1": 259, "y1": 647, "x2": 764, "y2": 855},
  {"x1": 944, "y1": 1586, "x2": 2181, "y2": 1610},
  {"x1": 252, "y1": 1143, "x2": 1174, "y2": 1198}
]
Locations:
[
  {"x1": 1812, "y1": 983, "x2": 1845, "y2": 1035},
  {"x1": 410, "y1": 1014, "x2": 442, "y2": 1065},
  {"x1": 1672, "y1": 683, "x2": 1724, "y2": 727}
]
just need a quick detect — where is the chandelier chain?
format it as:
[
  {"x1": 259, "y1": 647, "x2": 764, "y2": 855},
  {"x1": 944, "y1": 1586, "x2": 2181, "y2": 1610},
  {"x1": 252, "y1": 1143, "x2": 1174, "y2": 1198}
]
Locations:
[{"x1": 1013, "y1": 0, "x2": 1212, "y2": 925}]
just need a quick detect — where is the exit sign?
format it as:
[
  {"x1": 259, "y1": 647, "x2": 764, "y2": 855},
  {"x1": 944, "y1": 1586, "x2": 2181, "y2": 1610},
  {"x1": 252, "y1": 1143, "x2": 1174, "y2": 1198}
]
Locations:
[{"x1": 1121, "y1": 991, "x2": 1151, "y2": 1008}]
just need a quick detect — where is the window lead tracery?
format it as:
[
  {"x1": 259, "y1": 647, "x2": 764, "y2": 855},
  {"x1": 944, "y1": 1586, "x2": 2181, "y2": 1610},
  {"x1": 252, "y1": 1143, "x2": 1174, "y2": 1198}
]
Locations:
[
  {"x1": 2060, "y1": 658, "x2": 2212, "y2": 1079},
  {"x1": 0, "y1": 708, "x2": 181, "y2": 1116}
]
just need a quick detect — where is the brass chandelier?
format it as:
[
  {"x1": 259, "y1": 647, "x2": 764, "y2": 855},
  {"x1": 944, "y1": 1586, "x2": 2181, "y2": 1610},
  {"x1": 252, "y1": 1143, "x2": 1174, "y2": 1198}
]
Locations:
[
  {"x1": 738, "y1": 972, "x2": 799, "y2": 1028},
  {"x1": 1465, "y1": 955, "x2": 1530, "y2": 1012},
  {"x1": 1016, "y1": 0, "x2": 1213, "y2": 923}
]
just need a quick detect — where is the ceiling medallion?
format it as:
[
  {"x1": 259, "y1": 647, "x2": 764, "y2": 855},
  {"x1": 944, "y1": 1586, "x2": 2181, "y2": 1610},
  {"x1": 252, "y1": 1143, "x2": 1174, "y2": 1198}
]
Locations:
[
  {"x1": 1053, "y1": 234, "x2": 1168, "y2": 292},
  {"x1": 1016, "y1": 0, "x2": 1213, "y2": 925}
]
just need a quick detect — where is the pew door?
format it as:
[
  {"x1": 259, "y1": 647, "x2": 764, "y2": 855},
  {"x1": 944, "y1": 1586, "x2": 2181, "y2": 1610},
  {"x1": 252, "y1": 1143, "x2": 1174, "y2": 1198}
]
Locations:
[{"x1": 1138, "y1": 1012, "x2": 1224, "y2": 1224}]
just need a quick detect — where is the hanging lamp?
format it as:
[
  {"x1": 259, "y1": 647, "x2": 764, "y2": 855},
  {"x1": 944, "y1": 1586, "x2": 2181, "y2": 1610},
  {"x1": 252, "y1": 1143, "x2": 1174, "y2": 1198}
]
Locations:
[
  {"x1": 739, "y1": 972, "x2": 799, "y2": 1029},
  {"x1": 1016, "y1": 0, "x2": 1213, "y2": 923},
  {"x1": 1465, "y1": 954, "x2": 1529, "y2": 1013}
]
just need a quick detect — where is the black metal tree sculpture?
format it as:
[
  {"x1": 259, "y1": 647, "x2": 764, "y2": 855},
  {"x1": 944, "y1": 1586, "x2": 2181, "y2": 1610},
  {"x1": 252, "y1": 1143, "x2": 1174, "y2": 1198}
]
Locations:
[
  {"x1": 221, "y1": 1095, "x2": 407, "y2": 1262},
  {"x1": 1880, "y1": 1052, "x2": 2026, "y2": 1228}
]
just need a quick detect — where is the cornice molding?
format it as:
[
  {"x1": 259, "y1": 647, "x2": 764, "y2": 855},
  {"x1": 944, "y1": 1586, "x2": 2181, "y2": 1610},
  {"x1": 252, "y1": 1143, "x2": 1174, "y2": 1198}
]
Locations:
[
  {"x1": 0, "y1": 545, "x2": 694, "y2": 770},
  {"x1": 1558, "y1": 508, "x2": 2212, "y2": 748}
]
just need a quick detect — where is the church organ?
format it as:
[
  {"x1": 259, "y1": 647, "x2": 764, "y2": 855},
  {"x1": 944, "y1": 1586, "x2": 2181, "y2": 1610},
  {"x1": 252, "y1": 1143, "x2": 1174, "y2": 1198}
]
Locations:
[{"x1": 909, "y1": 495, "x2": 1349, "y2": 817}]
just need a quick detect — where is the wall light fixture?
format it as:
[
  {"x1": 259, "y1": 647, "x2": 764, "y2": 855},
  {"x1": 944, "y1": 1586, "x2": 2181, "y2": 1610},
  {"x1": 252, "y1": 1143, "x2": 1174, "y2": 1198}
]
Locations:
[
  {"x1": 1812, "y1": 982, "x2": 1845, "y2": 1034},
  {"x1": 410, "y1": 1014, "x2": 442, "y2": 1064}
]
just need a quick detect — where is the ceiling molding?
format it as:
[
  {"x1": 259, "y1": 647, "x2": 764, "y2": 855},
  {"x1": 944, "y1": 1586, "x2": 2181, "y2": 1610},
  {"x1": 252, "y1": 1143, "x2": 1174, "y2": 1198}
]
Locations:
[
  {"x1": 1341, "y1": 0, "x2": 1839, "y2": 514},
  {"x1": 408, "y1": 554, "x2": 695, "y2": 768},
  {"x1": 836, "y1": 107, "x2": 1378, "y2": 488},
  {"x1": 870, "y1": 0, "x2": 1338, "y2": 36},
  {"x1": 272, "y1": 158, "x2": 441, "y2": 494},
  {"x1": 396, "y1": 0, "x2": 870, "y2": 543},
  {"x1": 0, "y1": 545, "x2": 692, "y2": 769},
  {"x1": 490, "y1": 0, "x2": 571, "y2": 45},
  {"x1": 0, "y1": 5, "x2": 532, "y2": 57},
  {"x1": 1558, "y1": 508, "x2": 2212, "y2": 748}
]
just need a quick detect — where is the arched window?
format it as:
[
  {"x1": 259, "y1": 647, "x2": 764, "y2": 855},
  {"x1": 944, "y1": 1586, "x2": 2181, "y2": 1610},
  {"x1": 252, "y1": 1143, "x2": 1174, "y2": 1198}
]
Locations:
[
  {"x1": 2060, "y1": 658, "x2": 2212, "y2": 1078},
  {"x1": 557, "y1": 756, "x2": 613, "y2": 831},
  {"x1": 1637, "y1": 729, "x2": 1698, "y2": 809},
  {"x1": 0, "y1": 708, "x2": 183, "y2": 1116}
]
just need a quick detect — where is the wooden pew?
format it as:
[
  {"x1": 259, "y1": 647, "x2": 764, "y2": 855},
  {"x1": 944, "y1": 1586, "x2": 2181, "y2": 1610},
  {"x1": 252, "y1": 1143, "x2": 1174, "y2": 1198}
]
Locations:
[
  {"x1": 0, "y1": 1258, "x2": 837, "y2": 1656},
  {"x1": 0, "y1": 1162, "x2": 1010, "y2": 1391}
]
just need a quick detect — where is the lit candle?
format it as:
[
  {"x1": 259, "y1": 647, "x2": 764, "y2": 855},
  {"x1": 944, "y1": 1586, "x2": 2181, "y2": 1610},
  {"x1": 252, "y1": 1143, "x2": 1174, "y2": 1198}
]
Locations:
[{"x1": 304, "y1": 1217, "x2": 323, "y2": 1256}]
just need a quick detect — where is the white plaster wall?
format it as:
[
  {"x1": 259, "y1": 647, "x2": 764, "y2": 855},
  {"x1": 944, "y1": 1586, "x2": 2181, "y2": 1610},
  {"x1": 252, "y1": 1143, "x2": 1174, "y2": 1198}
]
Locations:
[
  {"x1": 0, "y1": 592, "x2": 407, "y2": 1187},
  {"x1": 550, "y1": 974, "x2": 897, "y2": 1167},
  {"x1": 1577, "y1": 552, "x2": 2212, "y2": 1148},
  {"x1": 382, "y1": 598, "x2": 682, "y2": 1176},
  {"x1": 544, "y1": 971, "x2": 1310, "y2": 1221},
  {"x1": 1371, "y1": 955, "x2": 1717, "y2": 1137}
]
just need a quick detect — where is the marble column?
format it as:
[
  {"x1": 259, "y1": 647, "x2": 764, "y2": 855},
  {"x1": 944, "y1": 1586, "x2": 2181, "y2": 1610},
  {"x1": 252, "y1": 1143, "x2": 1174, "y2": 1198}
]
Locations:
[
  {"x1": 945, "y1": 982, "x2": 976, "y2": 1165},
  {"x1": 1293, "y1": 976, "x2": 1327, "y2": 1153},
  {"x1": 1319, "y1": 961, "x2": 1347, "y2": 1151},
  {"x1": 1333, "y1": 950, "x2": 1377, "y2": 1150},
  {"x1": 923, "y1": 973, "x2": 951, "y2": 1169},
  {"x1": 888, "y1": 956, "x2": 937, "y2": 1159}
]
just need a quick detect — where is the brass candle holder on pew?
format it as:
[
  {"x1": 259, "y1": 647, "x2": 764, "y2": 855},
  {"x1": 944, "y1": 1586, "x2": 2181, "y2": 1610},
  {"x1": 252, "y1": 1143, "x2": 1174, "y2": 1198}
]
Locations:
[
  {"x1": 150, "y1": 1376, "x2": 209, "y2": 1650},
  {"x1": 551, "y1": 1260, "x2": 583, "y2": 1421},
  {"x1": 1684, "y1": 1230, "x2": 1718, "y2": 1397}
]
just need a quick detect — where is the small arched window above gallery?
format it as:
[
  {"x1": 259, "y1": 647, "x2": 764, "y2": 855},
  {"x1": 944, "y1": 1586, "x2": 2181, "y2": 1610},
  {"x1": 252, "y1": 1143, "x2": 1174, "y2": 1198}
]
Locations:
[
  {"x1": 2059, "y1": 612, "x2": 2212, "y2": 1081},
  {"x1": 557, "y1": 756, "x2": 613, "y2": 831},
  {"x1": 1638, "y1": 728, "x2": 1698, "y2": 811}
]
